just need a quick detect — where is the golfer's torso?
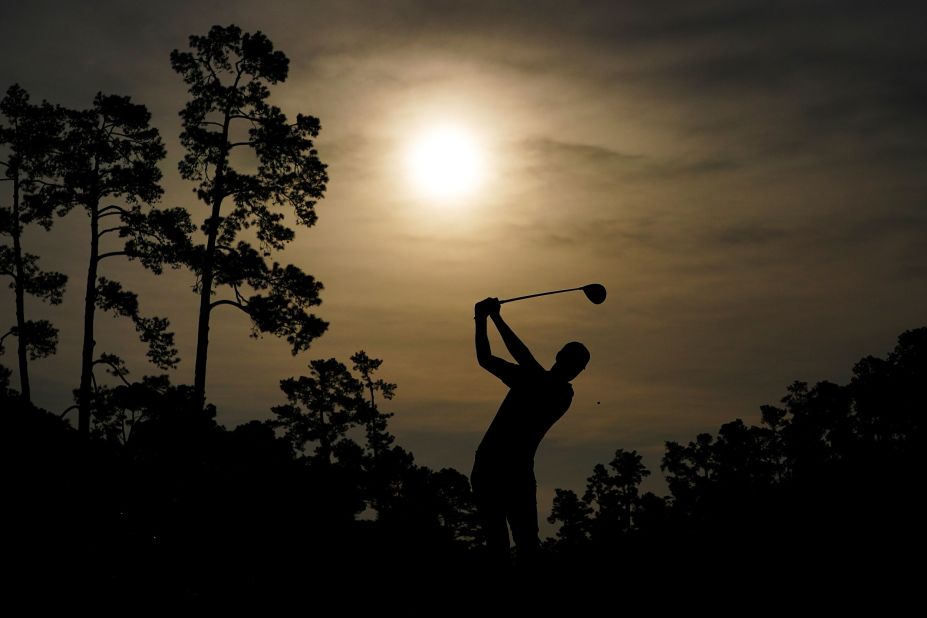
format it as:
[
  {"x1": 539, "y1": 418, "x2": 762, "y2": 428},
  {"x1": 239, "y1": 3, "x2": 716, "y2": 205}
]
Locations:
[{"x1": 477, "y1": 370, "x2": 573, "y2": 463}]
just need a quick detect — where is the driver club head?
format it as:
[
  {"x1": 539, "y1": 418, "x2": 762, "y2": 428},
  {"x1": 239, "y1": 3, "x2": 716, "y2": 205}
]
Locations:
[{"x1": 582, "y1": 283, "x2": 607, "y2": 304}]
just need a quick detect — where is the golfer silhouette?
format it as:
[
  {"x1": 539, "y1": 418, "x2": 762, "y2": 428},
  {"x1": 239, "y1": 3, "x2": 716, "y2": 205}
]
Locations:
[{"x1": 471, "y1": 297, "x2": 590, "y2": 568}]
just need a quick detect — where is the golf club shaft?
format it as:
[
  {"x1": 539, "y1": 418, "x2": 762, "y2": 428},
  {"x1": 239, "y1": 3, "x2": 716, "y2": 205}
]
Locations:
[{"x1": 499, "y1": 287, "x2": 584, "y2": 304}]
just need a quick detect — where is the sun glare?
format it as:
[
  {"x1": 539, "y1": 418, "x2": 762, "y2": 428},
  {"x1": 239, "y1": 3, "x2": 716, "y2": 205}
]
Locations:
[{"x1": 407, "y1": 126, "x2": 483, "y2": 199}]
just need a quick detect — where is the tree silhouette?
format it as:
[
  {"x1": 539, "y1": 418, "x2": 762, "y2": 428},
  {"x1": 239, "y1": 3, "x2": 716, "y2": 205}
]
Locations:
[
  {"x1": 850, "y1": 327, "x2": 926, "y2": 448},
  {"x1": 351, "y1": 350, "x2": 398, "y2": 459},
  {"x1": 349, "y1": 351, "x2": 479, "y2": 544},
  {"x1": 583, "y1": 449, "x2": 650, "y2": 541},
  {"x1": 268, "y1": 352, "x2": 481, "y2": 549},
  {"x1": 170, "y1": 24, "x2": 329, "y2": 410},
  {"x1": 271, "y1": 357, "x2": 365, "y2": 466},
  {"x1": 649, "y1": 327, "x2": 927, "y2": 574},
  {"x1": 427, "y1": 467, "x2": 483, "y2": 550},
  {"x1": 548, "y1": 488, "x2": 593, "y2": 548},
  {"x1": 348, "y1": 350, "x2": 406, "y2": 516},
  {"x1": 270, "y1": 356, "x2": 372, "y2": 525},
  {"x1": 52, "y1": 93, "x2": 192, "y2": 435},
  {"x1": 0, "y1": 84, "x2": 68, "y2": 404},
  {"x1": 548, "y1": 448, "x2": 651, "y2": 549},
  {"x1": 0, "y1": 358, "x2": 12, "y2": 398},
  {"x1": 90, "y1": 371, "x2": 174, "y2": 445}
]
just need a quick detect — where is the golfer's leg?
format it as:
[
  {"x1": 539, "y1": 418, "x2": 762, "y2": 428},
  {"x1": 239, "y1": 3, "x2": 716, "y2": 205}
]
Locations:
[
  {"x1": 471, "y1": 458, "x2": 512, "y2": 568},
  {"x1": 480, "y1": 500, "x2": 511, "y2": 567},
  {"x1": 507, "y1": 477, "x2": 540, "y2": 564}
]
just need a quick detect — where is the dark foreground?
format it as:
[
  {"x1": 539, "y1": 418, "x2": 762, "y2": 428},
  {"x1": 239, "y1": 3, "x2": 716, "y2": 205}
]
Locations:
[{"x1": 4, "y1": 328, "x2": 925, "y2": 608}]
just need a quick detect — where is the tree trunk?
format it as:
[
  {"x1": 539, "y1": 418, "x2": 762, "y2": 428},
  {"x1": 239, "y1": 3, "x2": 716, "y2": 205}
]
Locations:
[
  {"x1": 319, "y1": 411, "x2": 333, "y2": 465},
  {"x1": 192, "y1": 204, "x2": 218, "y2": 411},
  {"x1": 11, "y1": 170, "x2": 30, "y2": 404},
  {"x1": 77, "y1": 201, "x2": 99, "y2": 436},
  {"x1": 192, "y1": 114, "x2": 231, "y2": 411}
]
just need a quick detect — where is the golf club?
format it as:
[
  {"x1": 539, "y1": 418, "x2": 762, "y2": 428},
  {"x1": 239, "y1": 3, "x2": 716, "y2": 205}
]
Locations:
[{"x1": 499, "y1": 283, "x2": 607, "y2": 305}]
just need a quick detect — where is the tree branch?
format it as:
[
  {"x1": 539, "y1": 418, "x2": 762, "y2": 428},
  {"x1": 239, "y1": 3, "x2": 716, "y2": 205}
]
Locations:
[
  {"x1": 232, "y1": 63, "x2": 244, "y2": 89},
  {"x1": 98, "y1": 226, "x2": 126, "y2": 238},
  {"x1": 109, "y1": 131, "x2": 149, "y2": 143},
  {"x1": 93, "y1": 357, "x2": 132, "y2": 387},
  {"x1": 30, "y1": 178, "x2": 65, "y2": 188},
  {"x1": 229, "y1": 113, "x2": 262, "y2": 122},
  {"x1": 232, "y1": 284, "x2": 246, "y2": 304},
  {"x1": 98, "y1": 205, "x2": 129, "y2": 217},
  {"x1": 210, "y1": 299, "x2": 250, "y2": 314},
  {"x1": 0, "y1": 327, "x2": 15, "y2": 345},
  {"x1": 60, "y1": 404, "x2": 79, "y2": 419},
  {"x1": 97, "y1": 251, "x2": 127, "y2": 261},
  {"x1": 203, "y1": 57, "x2": 221, "y2": 85}
]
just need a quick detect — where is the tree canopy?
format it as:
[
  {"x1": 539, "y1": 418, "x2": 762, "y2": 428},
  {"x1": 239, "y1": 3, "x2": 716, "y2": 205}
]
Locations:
[{"x1": 171, "y1": 24, "x2": 329, "y2": 410}]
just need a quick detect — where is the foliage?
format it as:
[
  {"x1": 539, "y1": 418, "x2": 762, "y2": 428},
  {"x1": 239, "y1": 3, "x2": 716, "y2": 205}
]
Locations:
[
  {"x1": 548, "y1": 448, "x2": 654, "y2": 548},
  {"x1": 271, "y1": 357, "x2": 366, "y2": 464},
  {"x1": 0, "y1": 84, "x2": 68, "y2": 401},
  {"x1": 171, "y1": 24, "x2": 329, "y2": 406},
  {"x1": 95, "y1": 278, "x2": 178, "y2": 370},
  {"x1": 546, "y1": 327, "x2": 927, "y2": 583},
  {"x1": 91, "y1": 373, "x2": 173, "y2": 444},
  {"x1": 271, "y1": 351, "x2": 480, "y2": 548},
  {"x1": 49, "y1": 91, "x2": 191, "y2": 433},
  {"x1": 3, "y1": 320, "x2": 60, "y2": 359}
]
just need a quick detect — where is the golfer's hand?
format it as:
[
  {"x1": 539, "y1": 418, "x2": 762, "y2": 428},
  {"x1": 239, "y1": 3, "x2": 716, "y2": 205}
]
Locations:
[{"x1": 475, "y1": 297, "x2": 501, "y2": 319}]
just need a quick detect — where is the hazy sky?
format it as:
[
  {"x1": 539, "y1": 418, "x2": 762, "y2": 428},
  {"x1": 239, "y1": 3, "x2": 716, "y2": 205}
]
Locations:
[{"x1": 3, "y1": 1, "x2": 926, "y2": 534}]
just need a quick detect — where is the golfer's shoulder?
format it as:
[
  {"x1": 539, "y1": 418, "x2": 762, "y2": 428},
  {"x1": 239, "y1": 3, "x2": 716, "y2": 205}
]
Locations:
[
  {"x1": 517, "y1": 361, "x2": 545, "y2": 380},
  {"x1": 562, "y1": 381, "x2": 574, "y2": 401},
  {"x1": 549, "y1": 380, "x2": 573, "y2": 417},
  {"x1": 544, "y1": 372, "x2": 574, "y2": 398}
]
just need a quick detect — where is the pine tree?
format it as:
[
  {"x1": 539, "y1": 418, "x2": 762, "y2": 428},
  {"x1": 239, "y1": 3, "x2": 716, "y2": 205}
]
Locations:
[
  {"x1": 0, "y1": 84, "x2": 68, "y2": 404},
  {"x1": 171, "y1": 24, "x2": 328, "y2": 410},
  {"x1": 53, "y1": 93, "x2": 192, "y2": 435}
]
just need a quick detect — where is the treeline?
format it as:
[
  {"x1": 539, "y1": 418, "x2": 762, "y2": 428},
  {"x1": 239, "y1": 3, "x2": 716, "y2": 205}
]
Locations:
[
  {"x1": 545, "y1": 326, "x2": 926, "y2": 589},
  {"x1": 3, "y1": 351, "x2": 481, "y2": 604},
  {"x1": 5, "y1": 326, "x2": 921, "y2": 601}
]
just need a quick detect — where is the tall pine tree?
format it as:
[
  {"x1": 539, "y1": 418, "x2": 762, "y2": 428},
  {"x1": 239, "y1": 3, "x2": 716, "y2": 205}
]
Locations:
[
  {"x1": 0, "y1": 84, "x2": 68, "y2": 405},
  {"x1": 53, "y1": 93, "x2": 192, "y2": 435},
  {"x1": 171, "y1": 25, "x2": 328, "y2": 410}
]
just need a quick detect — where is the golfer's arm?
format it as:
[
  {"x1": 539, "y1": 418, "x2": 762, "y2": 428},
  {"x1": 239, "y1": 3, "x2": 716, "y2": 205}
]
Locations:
[
  {"x1": 475, "y1": 315, "x2": 493, "y2": 365},
  {"x1": 476, "y1": 315, "x2": 520, "y2": 384},
  {"x1": 491, "y1": 314, "x2": 542, "y2": 371}
]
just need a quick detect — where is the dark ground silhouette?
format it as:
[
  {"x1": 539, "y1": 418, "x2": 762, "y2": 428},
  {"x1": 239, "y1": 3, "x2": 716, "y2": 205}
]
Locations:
[{"x1": 4, "y1": 327, "x2": 925, "y2": 605}]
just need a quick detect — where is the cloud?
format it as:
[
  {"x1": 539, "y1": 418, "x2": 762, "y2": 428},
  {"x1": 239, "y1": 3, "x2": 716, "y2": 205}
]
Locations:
[{"x1": 521, "y1": 137, "x2": 743, "y2": 182}]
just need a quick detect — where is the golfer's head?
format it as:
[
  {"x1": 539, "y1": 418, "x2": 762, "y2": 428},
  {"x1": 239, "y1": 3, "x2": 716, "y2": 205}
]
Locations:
[{"x1": 552, "y1": 341, "x2": 590, "y2": 381}]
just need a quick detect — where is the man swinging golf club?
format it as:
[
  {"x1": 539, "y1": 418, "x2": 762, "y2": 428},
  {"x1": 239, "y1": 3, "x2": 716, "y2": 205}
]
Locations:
[{"x1": 471, "y1": 295, "x2": 591, "y2": 568}]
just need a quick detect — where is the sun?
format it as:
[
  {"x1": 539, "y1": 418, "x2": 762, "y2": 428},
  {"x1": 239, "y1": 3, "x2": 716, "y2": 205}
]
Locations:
[{"x1": 407, "y1": 126, "x2": 483, "y2": 199}]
